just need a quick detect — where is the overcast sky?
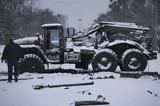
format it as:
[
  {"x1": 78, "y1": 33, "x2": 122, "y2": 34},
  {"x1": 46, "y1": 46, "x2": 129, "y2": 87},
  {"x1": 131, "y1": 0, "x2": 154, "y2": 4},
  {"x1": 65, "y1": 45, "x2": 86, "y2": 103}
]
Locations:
[{"x1": 39, "y1": 0, "x2": 110, "y2": 30}]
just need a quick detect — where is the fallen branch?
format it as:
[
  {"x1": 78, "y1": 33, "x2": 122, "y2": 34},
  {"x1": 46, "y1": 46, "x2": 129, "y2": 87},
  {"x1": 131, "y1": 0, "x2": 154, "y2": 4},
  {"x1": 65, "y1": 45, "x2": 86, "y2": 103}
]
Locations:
[
  {"x1": 0, "y1": 77, "x2": 34, "y2": 81},
  {"x1": 75, "y1": 100, "x2": 110, "y2": 106},
  {"x1": 147, "y1": 90, "x2": 159, "y2": 98},
  {"x1": 142, "y1": 72, "x2": 158, "y2": 77},
  {"x1": 120, "y1": 71, "x2": 159, "y2": 79},
  {"x1": 120, "y1": 71, "x2": 142, "y2": 78},
  {"x1": 33, "y1": 81, "x2": 94, "y2": 90}
]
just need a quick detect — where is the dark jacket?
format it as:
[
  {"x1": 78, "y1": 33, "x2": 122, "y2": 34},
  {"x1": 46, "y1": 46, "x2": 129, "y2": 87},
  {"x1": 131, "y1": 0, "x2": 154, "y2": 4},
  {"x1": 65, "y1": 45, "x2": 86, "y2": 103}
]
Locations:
[{"x1": 1, "y1": 41, "x2": 24, "y2": 63}]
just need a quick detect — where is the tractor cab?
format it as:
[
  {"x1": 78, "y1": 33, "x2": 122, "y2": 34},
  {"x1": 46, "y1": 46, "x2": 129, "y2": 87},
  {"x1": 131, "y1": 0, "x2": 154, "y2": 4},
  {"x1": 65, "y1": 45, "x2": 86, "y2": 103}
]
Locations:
[
  {"x1": 41, "y1": 23, "x2": 65, "y2": 63},
  {"x1": 41, "y1": 23, "x2": 76, "y2": 63}
]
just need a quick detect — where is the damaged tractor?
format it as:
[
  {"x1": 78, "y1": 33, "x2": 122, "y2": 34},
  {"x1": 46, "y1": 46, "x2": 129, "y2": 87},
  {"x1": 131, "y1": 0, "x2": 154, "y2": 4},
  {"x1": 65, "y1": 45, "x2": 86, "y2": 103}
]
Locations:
[{"x1": 14, "y1": 21, "x2": 157, "y2": 73}]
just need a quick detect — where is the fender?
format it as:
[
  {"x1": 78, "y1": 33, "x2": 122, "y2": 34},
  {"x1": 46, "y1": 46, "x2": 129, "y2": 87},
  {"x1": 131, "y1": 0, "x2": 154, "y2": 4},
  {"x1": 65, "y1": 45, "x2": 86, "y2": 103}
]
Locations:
[
  {"x1": 20, "y1": 45, "x2": 48, "y2": 63},
  {"x1": 14, "y1": 37, "x2": 38, "y2": 45},
  {"x1": 108, "y1": 40, "x2": 151, "y2": 58}
]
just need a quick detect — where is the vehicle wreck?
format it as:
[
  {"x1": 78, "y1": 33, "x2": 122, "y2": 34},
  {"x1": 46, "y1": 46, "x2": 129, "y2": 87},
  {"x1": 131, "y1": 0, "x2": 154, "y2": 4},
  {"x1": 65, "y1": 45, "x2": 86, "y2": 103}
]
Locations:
[{"x1": 14, "y1": 21, "x2": 157, "y2": 73}]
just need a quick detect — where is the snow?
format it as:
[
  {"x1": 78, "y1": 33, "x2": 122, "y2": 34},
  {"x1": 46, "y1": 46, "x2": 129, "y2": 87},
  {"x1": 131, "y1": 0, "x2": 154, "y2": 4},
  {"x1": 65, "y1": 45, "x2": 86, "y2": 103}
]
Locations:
[
  {"x1": 14, "y1": 37, "x2": 38, "y2": 45},
  {"x1": 0, "y1": 73, "x2": 160, "y2": 106},
  {"x1": 41, "y1": 23, "x2": 62, "y2": 28},
  {"x1": 0, "y1": 45, "x2": 7, "y2": 72},
  {"x1": 73, "y1": 45, "x2": 95, "y2": 53},
  {"x1": 20, "y1": 45, "x2": 40, "y2": 48},
  {"x1": 100, "y1": 21, "x2": 149, "y2": 30},
  {"x1": 146, "y1": 53, "x2": 160, "y2": 72},
  {"x1": 0, "y1": 45, "x2": 160, "y2": 106}
]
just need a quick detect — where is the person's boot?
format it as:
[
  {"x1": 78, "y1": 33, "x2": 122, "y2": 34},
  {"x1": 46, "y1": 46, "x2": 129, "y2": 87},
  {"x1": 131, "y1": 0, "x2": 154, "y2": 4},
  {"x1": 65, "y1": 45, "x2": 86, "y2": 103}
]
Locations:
[
  {"x1": 7, "y1": 79, "x2": 12, "y2": 83},
  {"x1": 15, "y1": 76, "x2": 18, "y2": 82}
]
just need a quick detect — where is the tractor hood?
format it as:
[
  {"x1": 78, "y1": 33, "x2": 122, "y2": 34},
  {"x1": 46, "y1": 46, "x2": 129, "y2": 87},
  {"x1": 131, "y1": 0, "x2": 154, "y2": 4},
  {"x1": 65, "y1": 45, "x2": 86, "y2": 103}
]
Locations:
[{"x1": 14, "y1": 37, "x2": 38, "y2": 45}]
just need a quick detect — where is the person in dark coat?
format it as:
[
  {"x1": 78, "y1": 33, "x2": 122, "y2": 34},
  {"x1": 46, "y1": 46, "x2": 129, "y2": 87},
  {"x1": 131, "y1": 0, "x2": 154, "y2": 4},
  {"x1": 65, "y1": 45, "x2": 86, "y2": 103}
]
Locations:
[{"x1": 1, "y1": 39, "x2": 24, "y2": 82}]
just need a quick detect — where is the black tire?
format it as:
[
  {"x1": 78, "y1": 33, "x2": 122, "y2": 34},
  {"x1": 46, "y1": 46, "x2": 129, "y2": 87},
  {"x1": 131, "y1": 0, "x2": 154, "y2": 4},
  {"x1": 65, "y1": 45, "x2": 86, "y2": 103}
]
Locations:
[
  {"x1": 92, "y1": 49, "x2": 118, "y2": 72},
  {"x1": 19, "y1": 54, "x2": 44, "y2": 73},
  {"x1": 120, "y1": 49, "x2": 147, "y2": 71}
]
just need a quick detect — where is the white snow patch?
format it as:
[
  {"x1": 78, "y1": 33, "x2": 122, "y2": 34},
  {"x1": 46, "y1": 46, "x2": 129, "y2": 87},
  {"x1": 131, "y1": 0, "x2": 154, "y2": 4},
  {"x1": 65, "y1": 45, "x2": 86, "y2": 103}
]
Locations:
[
  {"x1": 0, "y1": 45, "x2": 8, "y2": 72},
  {"x1": 145, "y1": 53, "x2": 160, "y2": 73},
  {"x1": 20, "y1": 45, "x2": 40, "y2": 48},
  {"x1": 41, "y1": 23, "x2": 62, "y2": 28},
  {"x1": 100, "y1": 21, "x2": 149, "y2": 30}
]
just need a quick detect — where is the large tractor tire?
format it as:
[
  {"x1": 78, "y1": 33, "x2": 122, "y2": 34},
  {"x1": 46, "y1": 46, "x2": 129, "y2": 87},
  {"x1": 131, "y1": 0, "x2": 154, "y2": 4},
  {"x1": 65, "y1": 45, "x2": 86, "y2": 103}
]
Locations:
[
  {"x1": 92, "y1": 49, "x2": 118, "y2": 72},
  {"x1": 19, "y1": 54, "x2": 44, "y2": 73},
  {"x1": 120, "y1": 49, "x2": 147, "y2": 71}
]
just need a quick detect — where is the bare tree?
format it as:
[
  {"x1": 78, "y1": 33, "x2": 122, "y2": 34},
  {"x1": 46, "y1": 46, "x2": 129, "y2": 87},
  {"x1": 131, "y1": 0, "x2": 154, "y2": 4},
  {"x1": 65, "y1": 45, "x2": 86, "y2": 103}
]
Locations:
[{"x1": 0, "y1": 0, "x2": 66, "y2": 43}]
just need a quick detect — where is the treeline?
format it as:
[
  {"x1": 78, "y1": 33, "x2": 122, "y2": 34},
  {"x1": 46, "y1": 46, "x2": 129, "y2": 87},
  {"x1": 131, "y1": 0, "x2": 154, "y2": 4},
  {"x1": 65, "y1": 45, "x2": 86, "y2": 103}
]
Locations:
[
  {"x1": 97, "y1": 0, "x2": 160, "y2": 50},
  {"x1": 0, "y1": 0, "x2": 66, "y2": 43}
]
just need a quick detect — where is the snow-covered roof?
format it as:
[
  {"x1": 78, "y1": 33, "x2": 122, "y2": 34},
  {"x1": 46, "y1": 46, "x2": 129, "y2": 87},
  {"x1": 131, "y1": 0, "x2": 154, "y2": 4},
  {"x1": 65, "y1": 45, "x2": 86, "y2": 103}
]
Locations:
[
  {"x1": 41, "y1": 23, "x2": 62, "y2": 28},
  {"x1": 101, "y1": 21, "x2": 139, "y2": 27}
]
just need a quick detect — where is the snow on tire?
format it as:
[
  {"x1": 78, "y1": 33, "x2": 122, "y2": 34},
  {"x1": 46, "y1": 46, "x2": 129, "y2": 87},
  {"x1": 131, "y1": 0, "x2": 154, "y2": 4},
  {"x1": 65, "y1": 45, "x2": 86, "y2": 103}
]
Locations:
[
  {"x1": 92, "y1": 49, "x2": 118, "y2": 72},
  {"x1": 120, "y1": 48, "x2": 147, "y2": 71},
  {"x1": 19, "y1": 54, "x2": 44, "y2": 73}
]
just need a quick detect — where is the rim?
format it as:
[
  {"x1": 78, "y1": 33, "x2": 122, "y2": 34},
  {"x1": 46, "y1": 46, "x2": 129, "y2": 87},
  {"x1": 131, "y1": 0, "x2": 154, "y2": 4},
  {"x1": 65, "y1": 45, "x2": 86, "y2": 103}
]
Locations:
[
  {"x1": 47, "y1": 54, "x2": 53, "y2": 60},
  {"x1": 97, "y1": 57, "x2": 112, "y2": 70},
  {"x1": 128, "y1": 57, "x2": 141, "y2": 70}
]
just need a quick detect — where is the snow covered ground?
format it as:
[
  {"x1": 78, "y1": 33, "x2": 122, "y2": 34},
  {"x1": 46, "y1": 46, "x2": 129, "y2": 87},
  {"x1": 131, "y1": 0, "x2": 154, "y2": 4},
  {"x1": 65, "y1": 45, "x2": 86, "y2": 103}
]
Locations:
[
  {"x1": 0, "y1": 45, "x2": 160, "y2": 106},
  {"x1": 0, "y1": 72, "x2": 160, "y2": 106}
]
